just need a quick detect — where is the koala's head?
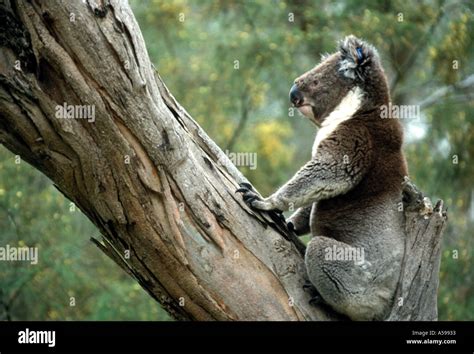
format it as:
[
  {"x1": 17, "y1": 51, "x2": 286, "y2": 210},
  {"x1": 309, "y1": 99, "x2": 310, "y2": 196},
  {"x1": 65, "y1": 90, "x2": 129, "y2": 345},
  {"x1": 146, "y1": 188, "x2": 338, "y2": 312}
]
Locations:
[{"x1": 290, "y1": 35, "x2": 389, "y2": 126}]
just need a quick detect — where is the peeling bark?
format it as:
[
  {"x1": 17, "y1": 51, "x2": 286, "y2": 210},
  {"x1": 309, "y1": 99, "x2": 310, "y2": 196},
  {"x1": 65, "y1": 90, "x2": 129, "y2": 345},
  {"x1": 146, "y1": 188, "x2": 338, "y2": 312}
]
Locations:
[{"x1": 0, "y1": 0, "x2": 446, "y2": 321}]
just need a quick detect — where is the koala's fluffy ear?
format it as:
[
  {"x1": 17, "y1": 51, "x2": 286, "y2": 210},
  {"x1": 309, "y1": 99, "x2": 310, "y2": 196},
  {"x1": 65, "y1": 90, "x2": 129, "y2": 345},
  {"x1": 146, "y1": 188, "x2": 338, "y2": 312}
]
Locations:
[{"x1": 338, "y1": 35, "x2": 378, "y2": 81}]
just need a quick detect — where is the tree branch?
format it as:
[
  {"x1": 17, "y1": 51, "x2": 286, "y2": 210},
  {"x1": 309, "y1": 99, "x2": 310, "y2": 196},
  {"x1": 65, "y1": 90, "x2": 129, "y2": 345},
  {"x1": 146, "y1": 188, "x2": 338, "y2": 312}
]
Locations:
[
  {"x1": 225, "y1": 91, "x2": 250, "y2": 151},
  {"x1": 388, "y1": 178, "x2": 447, "y2": 320},
  {"x1": 0, "y1": 0, "x2": 327, "y2": 321},
  {"x1": 418, "y1": 74, "x2": 474, "y2": 109}
]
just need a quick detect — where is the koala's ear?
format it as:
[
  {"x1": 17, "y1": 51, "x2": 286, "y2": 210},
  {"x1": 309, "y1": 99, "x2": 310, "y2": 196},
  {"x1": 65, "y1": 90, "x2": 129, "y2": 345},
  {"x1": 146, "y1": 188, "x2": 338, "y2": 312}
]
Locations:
[{"x1": 338, "y1": 35, "x2": 377, "y2": 81}]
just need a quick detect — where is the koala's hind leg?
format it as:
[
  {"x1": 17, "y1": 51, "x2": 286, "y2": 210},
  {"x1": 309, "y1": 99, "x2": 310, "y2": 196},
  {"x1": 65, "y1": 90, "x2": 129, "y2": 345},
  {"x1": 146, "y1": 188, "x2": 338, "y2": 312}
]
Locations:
[{"x1": 305, "y1": 236, "x2": 387, "y2": 320}]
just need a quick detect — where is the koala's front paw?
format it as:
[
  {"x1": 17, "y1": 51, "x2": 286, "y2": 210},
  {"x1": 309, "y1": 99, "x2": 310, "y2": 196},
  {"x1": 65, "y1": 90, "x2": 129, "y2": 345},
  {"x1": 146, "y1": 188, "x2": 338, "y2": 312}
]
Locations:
[
  {"x1": 236, "y1": 182, "x2": 275, "y2": 211},
  {"x1": 236, "y1": 182, "x2": 261, "y2": 204}
]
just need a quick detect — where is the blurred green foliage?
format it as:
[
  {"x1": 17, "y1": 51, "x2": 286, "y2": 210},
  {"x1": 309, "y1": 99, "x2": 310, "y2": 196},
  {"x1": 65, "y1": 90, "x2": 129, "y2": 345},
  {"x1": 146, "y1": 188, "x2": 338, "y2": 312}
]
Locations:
[{"x1": 1, "y1": 0, "x2": 472, "y2": 320}]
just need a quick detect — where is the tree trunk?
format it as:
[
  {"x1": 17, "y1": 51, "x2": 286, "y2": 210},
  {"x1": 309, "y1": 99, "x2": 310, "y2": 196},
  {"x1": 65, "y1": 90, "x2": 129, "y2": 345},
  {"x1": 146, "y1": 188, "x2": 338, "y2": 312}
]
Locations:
[
  {"x1": 387, "y1": 178, "x2": 447, "y2": 321},
  {"x1": 0, "y1": 0, "x2": 446, "y2": 321}
]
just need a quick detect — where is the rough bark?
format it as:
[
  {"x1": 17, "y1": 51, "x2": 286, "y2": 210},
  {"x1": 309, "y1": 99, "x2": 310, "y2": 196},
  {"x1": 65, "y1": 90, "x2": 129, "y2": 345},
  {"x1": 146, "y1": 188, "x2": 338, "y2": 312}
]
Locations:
[
  {"x1": 0, "y1": 0, "x2": 446, "y2": 321},
  {"x1": 388, "y1": 178, "x2": 447, "y2": 320}
]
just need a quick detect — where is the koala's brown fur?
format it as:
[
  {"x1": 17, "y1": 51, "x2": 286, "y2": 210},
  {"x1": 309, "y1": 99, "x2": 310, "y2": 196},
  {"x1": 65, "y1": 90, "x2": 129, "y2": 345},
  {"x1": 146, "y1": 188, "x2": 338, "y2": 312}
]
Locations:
[{"x1": 238, "y1": 35, "x2": 408, "y2": 320}]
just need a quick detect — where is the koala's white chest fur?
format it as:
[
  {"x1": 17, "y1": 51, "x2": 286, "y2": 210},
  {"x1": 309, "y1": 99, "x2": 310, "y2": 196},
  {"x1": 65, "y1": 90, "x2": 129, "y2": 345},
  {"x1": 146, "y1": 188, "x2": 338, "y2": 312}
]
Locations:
[{"x1": 312, "y1": 87, "x2": 364, "y2": 157}]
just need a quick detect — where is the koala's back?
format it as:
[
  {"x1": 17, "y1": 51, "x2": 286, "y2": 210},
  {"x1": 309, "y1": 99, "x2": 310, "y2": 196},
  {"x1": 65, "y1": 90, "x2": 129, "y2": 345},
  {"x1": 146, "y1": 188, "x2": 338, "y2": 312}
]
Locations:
[
  {"x1": 311, "y1": 116, "x2": 407, "y2": 261},
  {"x1": 308, "y1": 117, "x2": 407, "y2": 319}
]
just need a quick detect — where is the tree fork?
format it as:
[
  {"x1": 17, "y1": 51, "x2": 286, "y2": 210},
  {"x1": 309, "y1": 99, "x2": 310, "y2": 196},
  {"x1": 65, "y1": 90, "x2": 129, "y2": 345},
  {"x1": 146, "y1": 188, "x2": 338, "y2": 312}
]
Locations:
[{"x1": 0, "y1": 0, "x2": 446, "y2": 321}]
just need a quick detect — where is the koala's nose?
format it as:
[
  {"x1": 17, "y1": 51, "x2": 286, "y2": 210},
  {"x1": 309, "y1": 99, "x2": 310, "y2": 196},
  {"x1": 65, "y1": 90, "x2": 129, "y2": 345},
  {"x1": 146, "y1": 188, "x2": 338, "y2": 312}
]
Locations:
[{"x1": 289, "y1": 84, "x2": 304, "y2": 106}]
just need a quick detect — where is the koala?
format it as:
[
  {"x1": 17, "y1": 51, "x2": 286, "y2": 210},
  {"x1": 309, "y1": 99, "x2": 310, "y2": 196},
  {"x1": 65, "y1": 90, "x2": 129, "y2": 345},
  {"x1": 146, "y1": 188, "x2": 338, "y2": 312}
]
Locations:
[{"x1": 237, "y1": 35, "x2": 408, "y2": 320}]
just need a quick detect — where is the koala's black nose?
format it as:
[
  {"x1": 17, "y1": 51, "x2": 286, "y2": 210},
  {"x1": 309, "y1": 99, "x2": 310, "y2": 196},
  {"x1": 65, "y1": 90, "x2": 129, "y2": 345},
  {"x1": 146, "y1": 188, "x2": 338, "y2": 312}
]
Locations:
[{"x1": 289, "y1": 84, "x2": 303, "y2": 106}]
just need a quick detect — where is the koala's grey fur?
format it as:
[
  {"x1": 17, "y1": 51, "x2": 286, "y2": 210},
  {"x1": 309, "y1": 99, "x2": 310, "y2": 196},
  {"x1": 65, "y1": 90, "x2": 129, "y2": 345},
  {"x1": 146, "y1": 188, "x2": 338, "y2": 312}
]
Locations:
[{"x1": 240, "y1": 35, "x2": 408, "y2": 320}]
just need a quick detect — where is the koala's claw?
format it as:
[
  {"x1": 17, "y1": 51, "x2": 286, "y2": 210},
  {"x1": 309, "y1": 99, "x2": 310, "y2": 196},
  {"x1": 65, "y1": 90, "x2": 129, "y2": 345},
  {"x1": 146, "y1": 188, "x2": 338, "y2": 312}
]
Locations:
[
  {"x1": 236, "y1": 182, "x2": 263, "y2": 208},
  {"x1": 238, "y1": 182, "x2": 254, "y2": 191},
  {"x1": 243, "y1": 195, "x2": 255, "y2": 203},
  {"x1": 235, "y1": 182, "x2": 256, "y2": 196},
  {"x1": 235, "y1": 187, "x2": 249, "y2": 194}
]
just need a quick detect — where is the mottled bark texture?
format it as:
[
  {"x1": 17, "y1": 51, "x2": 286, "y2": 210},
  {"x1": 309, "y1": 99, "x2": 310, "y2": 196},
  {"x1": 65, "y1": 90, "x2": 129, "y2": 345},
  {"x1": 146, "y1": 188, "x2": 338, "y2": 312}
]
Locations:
[
  {"x1": 387, "y1": 178, "x2": 447, "y2": 320},
  {"x1": 0, "y1": 0, "x2": 446, "y2": 321}
]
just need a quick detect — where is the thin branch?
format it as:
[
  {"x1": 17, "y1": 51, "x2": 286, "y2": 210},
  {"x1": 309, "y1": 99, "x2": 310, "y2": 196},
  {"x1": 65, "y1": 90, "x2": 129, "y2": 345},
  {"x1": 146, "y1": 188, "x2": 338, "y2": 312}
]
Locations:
[
  {"x1": 0, "y1": 203, "x2": 21, "y2": 241},
  {"x1": 419, "y1": 74, "x2": 474, "y2": 109},
  {"x1": 225, "y1": 91, "x2": 250, "y2": 151}
]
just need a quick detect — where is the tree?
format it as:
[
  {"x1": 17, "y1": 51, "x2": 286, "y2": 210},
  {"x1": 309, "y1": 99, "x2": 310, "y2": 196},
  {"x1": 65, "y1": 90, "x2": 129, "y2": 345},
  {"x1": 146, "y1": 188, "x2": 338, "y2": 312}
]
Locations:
[{"x1": 0, "y1": 0, "x2": 446, "y2": 320}]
